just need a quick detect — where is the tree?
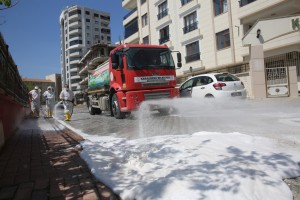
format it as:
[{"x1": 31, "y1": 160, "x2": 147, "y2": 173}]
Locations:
[
  {"x1": 0, "y1": 0, "x2": 20, "y2": 10},
  {"x1": 0, "y1": 0, "x2": 11, "y2": 7}
]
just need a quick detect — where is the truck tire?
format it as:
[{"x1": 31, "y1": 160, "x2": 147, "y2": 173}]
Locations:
[
  {"x1": 112, "y1": 94, "x2": 126, "y2": 119},
  {"x1": 87, "y1": 98, "x2": 96, "y2": 115}
]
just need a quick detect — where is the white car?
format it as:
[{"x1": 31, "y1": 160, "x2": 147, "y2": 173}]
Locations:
[{"x1": 179, "y1": 73, "x2": 246, "y2": 99}]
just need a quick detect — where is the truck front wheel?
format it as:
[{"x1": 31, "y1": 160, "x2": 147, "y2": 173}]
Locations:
[{"x1": 112, "y1": 94, "x2": 126, "y2": 119}]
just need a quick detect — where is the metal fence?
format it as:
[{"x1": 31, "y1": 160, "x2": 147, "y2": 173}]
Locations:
[{"x1": 0, "y1": 33, "x2": 28, "y2": 106}]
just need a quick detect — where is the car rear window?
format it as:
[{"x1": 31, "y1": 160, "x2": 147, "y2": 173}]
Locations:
[{"x1": 215, "y1": 74, "x2": 240, "y2": 82}]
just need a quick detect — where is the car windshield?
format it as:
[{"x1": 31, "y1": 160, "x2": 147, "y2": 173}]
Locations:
[
  {"x1": 126, "y1": 47, "x2": 175, "y2": 70},
  {"x1": 215, "y1": 74, "x2": 240, "y2": 82}
]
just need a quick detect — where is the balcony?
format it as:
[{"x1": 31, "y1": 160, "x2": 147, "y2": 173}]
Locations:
[
  {"x1": 124, "y1": 31, "x2": 139, "y2": 44},
  {"x1": 71, "y1": 75, "x2": 81, "y2": 80},
  {"x1": 70, "y1": 59, "x2": 80, "y2": 65},
  {"x1": 185, "y1": 52, "x2": 201, "y2": 63},
  {"x1": 157, "y1": 9, "x2": 168, "y2": 20},
  {"x1": 70, "y1": 67, "x2": 78, "y2": 73},
  {"x1": 123, "y1": 8, "x2": 138, "y2": 26},
  {"x1": 69, "y1": 28, "x2": 82, "y2": 35},
  {"x1": 68, "y1": 21, "x2": 81, "y2": 28},
  {"x1": 69, "y1": 51, "x2": 82, "y2": 57},
  {"x1": 124, "y1": 18, "x2": 138, "y2": 39},
  {"x1": 159, "y1": 35, "x2": 170, "y2": 45},
  {"x1": 68, "y1": 14, "x2": 81, "y2": 21},
  {"x1": 238, "y1": 0, "x2": 294, "y2": 24},
  {"x1": 122, "y1": 0, "x2": 137, "y2": 10},
  {"x1": 183, "y1": 22, "x2": 198, "y2": 34}
]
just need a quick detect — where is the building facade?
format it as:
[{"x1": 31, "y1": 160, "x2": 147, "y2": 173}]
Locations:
[
  {"x1": 59, "y1": 5, "x2": 111, "y2": 96},
  {"x1": 122, "y1": 0, "x2": 300, "y2": 97}
]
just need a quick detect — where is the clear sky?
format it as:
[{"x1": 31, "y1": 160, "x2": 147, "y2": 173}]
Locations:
[{"x1": 0, "y1": 0, "x2": 128, "y2": 79}]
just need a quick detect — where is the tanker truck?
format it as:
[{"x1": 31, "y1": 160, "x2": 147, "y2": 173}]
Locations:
[{"x1": 86, "y1": 44, "x2": 182, "y2": 119}]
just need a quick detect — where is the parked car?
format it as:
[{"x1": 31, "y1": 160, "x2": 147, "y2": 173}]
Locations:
[{"x1": 179, "y1": 73, "x2": 246, "y2": 99}]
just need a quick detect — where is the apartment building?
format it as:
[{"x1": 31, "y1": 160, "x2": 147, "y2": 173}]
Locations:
[
  {"x1": 122, "y1": 0, "x2": 300, "y2": 98},
  {"x1": 59, "y1": 5, "x2": 111, "y2": 96}
]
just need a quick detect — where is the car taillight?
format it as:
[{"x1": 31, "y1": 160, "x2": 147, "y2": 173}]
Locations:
[{"x1": 213, "y1": 83, "x2": 226, "y2": 90}]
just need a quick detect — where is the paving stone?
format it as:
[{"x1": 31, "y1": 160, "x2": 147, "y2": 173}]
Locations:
[{"x1": 0, "y1": 118, "x2": 120, "y2": 200}]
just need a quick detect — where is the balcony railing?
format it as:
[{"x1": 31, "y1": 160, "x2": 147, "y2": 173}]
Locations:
[
  {"x1": 159, "y1": 35, "x2": 170, "y2": 44},
  {"x1": 239, "y1": 0, "x2": 257, "y2": 7},
  {"x1": 123, "y1": 7, "x2": 137, "y2": 20},
  {"x1": 157, "y1": 9, "x2": 168, "y2": 20},
  {"x1": 185, "y1": 52, "x2": 200, "y2": 63},
  {"x1": 183, "y1": 21, "x2": 198, "y2": 34}
]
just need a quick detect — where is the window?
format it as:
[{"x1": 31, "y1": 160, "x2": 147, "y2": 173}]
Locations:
[
  {"x1": 239, "y1": 0, "x2": 256, "y2": 7},
  {"x1": 159, "y1": 26, "x2": 169, "y2": 44},
  {"x1": 87, "y1": 25, "x2": 90, "y2": 30},
  {"x1": 124, "y1": 18, "x2": 138, "y2": 39},
  {"x1": 143, "y1": 36, "x2": 149, "y2": 44},
  {"x1": 183, "y1": 11, "x2": 197, "y2": 34},
  {"x1": 185, "y1": 41, "x2": 200, "y2": 63},
  {"x1": 158, "y1": 1, "x2": 168, "y2": 20},
  {"x1": 95, "y1": 28, "x2": 99, "y2": 31},
  {"x1": 94, "y1": 13, "x2": 99, "y2": 17},
  {"x1": 216, "y1": 29, "x2": 230, "y2": 50},
  {"x1": 87, "y1": 41, "x2": 90, "y2": 45},
  {"x1": 107, "y1": 36, "x2": 111, "y2": 41},
  {"x1": 181, "y1": 0, "x2": 192, "y2": 6},
  {"x1": 87, "y1": 33, "x2": 90, "y2": 37},
  {"x1": 213, "y1": 0, "x2": 228, "y2": 16},
  {"x1": 142, "y1": 13, "x2": 148, "y2": 27},
  {"x1": 85, "y1": 11, "x2": 90, "y2": 15},
  {"x1": 194, "y1": 76, "x2": 213, "y2": 86},
  {"x1": 95, "y1": 20, "x2": 99, "y2": 24},
  {"x1": 141, "y1": 0, "x2": 146, "y2": 4},
  {"x1": 86, "y1": 19, "x2": 90, "y2": 22},
  {"x1": 69, "y1": 40, "x2": 82, "y2": 46}
]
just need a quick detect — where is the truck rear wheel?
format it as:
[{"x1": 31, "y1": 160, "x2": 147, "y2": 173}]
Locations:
[
  {"x1": 112, "y1": 94, "x2": 126, "y2": 119},
  {"x1": 87, "y1": 98, "x2": 96, "y2": 115}
]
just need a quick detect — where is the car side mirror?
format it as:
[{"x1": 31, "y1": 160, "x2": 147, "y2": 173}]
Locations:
[{"x1": 177, "y1": 52, "x2": 182, "y2": 68}]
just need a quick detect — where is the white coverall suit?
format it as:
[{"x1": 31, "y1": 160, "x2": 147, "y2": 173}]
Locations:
[
  {"x1": 29, "y1": 89, "x2": 41, "y2": 117},
  {"x1": 43, "y1": 90, "x2": 55, "y2": 117},
  {"x1": 59, "y1": 89, "x2": 74, "y2": 121}
]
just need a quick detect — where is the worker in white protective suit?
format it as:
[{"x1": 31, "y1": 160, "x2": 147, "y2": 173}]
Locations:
[
  {"x1": 28, "y1": 86, "x2": 41, "y2": 117},
  {"x1": 43, "y1": 86, "x2": 55, "y2": 117},
  {"x1": 59, "y1": 84, "x2": 74, "y2": 121}
]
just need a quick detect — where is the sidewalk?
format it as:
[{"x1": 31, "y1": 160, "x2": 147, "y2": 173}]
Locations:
[{"x1": 0, "y1": 117, "x2": 120, "y2": 200}]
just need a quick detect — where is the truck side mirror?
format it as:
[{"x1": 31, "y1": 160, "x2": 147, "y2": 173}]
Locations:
[
  {"x1": 111, "y1": 53, "x2": 118, "y2": 69},
  {"x1": 177, "y1": 52, "x2": 182, "y2": 68}
]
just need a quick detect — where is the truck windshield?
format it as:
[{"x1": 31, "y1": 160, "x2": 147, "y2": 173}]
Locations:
[{"x1": 126, "y1": 48, "x2": 175, "y2": 70}]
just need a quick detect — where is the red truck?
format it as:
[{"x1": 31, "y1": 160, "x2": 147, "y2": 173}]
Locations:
[{"x1": 86, "y1": 44, "x2": 182, "y2": 119}]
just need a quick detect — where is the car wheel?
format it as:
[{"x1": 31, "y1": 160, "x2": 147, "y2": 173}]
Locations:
[
  {"x1": 112, "y1": 94, "x2": 126, "y2": 119},
  {"x1": 205, "y1": 94, "x2": 214, "y2": 98}
]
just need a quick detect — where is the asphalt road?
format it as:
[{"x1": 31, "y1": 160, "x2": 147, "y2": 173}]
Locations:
[{"x1": 54, "y1": 98, "x2": 300, "y2": 143}]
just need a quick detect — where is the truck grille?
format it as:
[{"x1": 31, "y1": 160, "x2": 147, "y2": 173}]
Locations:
[{"x1": 144, "y1": 91, "x2": 170, "y2": 100}]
